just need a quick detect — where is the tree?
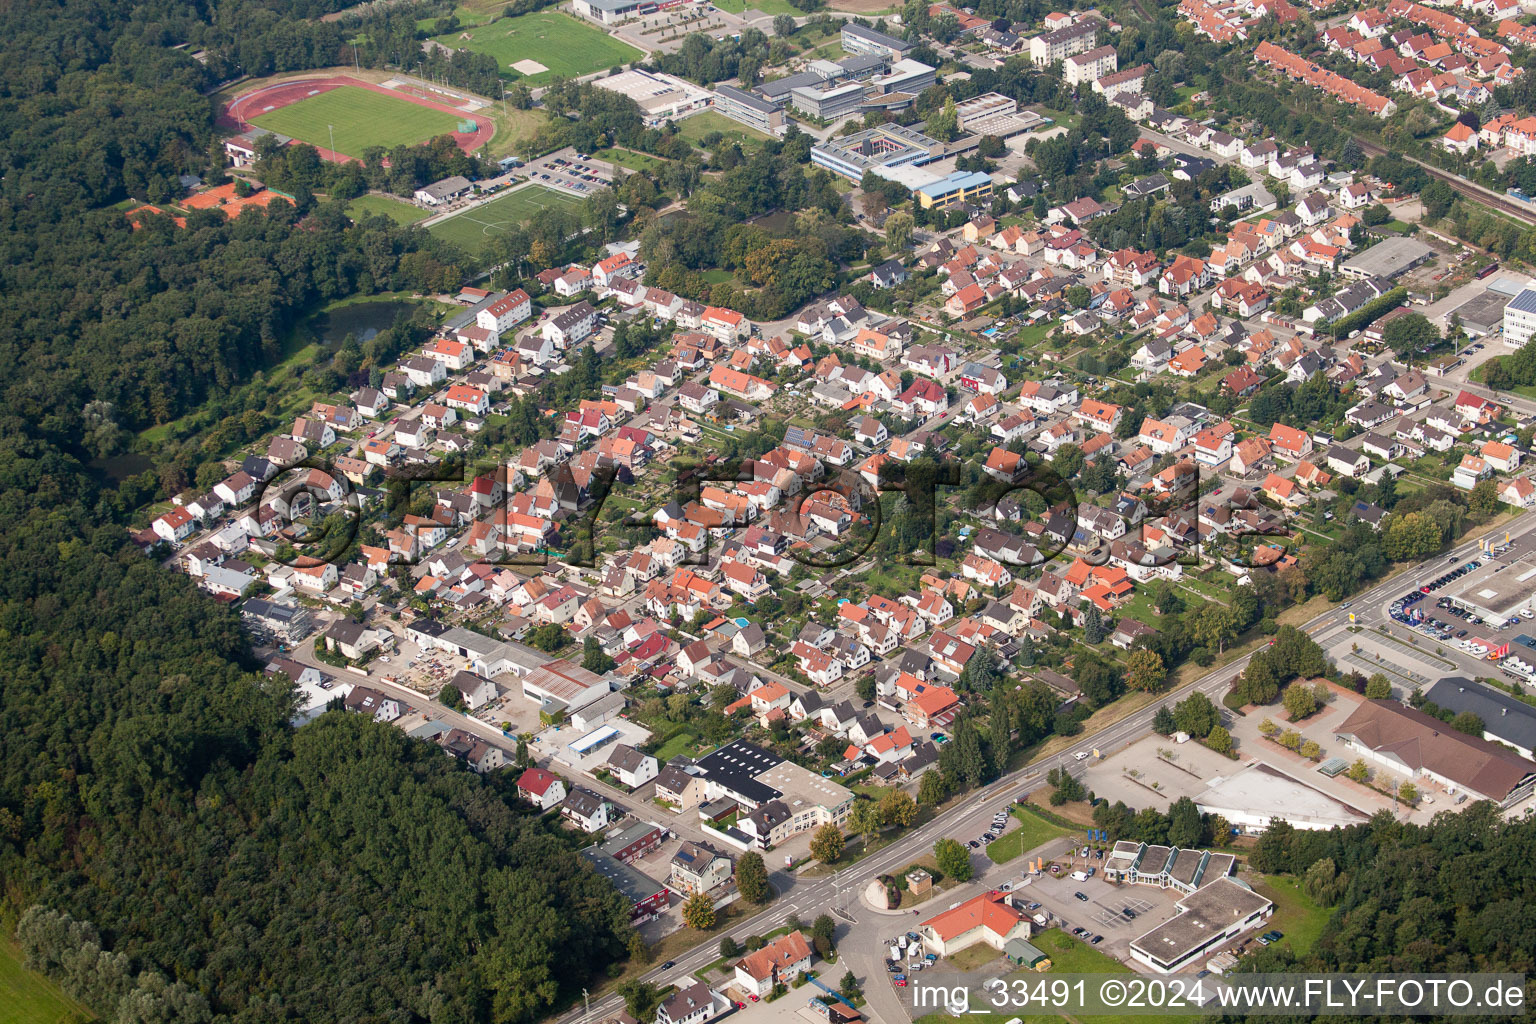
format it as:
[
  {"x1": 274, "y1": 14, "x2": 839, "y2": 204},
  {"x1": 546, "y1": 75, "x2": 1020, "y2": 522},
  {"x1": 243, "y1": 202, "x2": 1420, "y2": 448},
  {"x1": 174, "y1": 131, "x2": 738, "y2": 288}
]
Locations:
[
  {"x1": 1469, "y1": 477, "x2": 1501, "y2": 519},
  {"x1": 438, "y1": 684, "x2": 465, "y2": 711},
  {"x1": 918, "y1": 769, "x2": 949, "y2": 806},
  {"x1": 879, "y1": 789, "x2": 917, "y2": 827},
  {"x1": 850, "y1": 799, "x2": 883, "y2": 848},
  {"x1": 1191, "y1": 606, "x2": 1238, "y2": 654},
  {"x1": 1282, "y1": 683, "x2": 1318, "y2": 721},
  {"x1": 839, "y1": 970, "x2": 860, "y2": 999},
  {"x1": 809, "y1": 913, "x2": 836, "y2": 959},
  {"x1": 1205, "y1": 725, "x2": 1233, "y2": 756},
  {"x1": 720, "y1": 936, "x2": 741, "y2": 958},
  {"x1": 1365, "y1": 674, "x2": 1392, "y2": 699},
  {"x1": 682, "y1": 890, "x2": 717, "y2": 930},
  {"x1": 1173, "y1": 692, "x2": 1219, "y2": 738},
  {"x1": 772, "y1": 13, "x2": 797, "y2": 37},
  {"x1": 1397, "y1": 781, "x2": 1418, "y2": 804},
  {"x1": 736, "y1": 852, "x2": 771, "y2": 903},
  {"x1": 933, "y1": 838, "x2": 973, "y2": 882},
  {"x1": 1167, "y1": 796, "x2": 1203, "y2": 848},
  {"x1": 1421, "y1": 179, "x2": 1455, "y2": 220},
  {"x1": 1297, "y1": 739, "x2": 1320, "y2": 760},
  {"x1": 1124, "y1": 649, "x2": 1167, "y2": 692},
  {"x1": 1303, "y1": 857, "x2": 1345, "y2": 905},
  {"x1": 620, "y1": 981, "x2": 662, "y2": 1021},
  {"x1": 1347, "y1": 759, "x2": 1370, "y2": 783},
  {"x1": 1210, "y1": 816, "x2": 1234, "y2": 846},
  {"x1": 927, "y1": 98, "x2": 959, "y2": 142},
  {"x1": 810, "y1": 824, "x2": 845, "y2": 864},
  {"x1": 855, "y1": 675, "x2": 877, "y2": 702},
  {"x1": 1152, "y1": 705, "x2": 1177, "y2": 735},
  {"x1": 1451, "y1": 711, "x2": 1486, "y2": 737},
  {"x1": 1381, "y1": 312, "x2": 1439, "y2": 361},
  {"x1": 1082, "y1": 604, "x2": 1107, "y2": 644},
  {"x1": 583, "y1": 636, "x2": 615, "y2": 674},
  {"x1": 885, "y1": 210, "x2": 914, "y2": 250}
]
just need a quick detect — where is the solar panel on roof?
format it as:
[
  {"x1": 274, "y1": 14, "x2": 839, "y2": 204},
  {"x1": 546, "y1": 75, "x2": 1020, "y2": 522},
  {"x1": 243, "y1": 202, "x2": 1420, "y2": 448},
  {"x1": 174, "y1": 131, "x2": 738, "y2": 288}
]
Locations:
[{"x1": 1506, "y1": 287, "x2": 1536, "y2": 314}]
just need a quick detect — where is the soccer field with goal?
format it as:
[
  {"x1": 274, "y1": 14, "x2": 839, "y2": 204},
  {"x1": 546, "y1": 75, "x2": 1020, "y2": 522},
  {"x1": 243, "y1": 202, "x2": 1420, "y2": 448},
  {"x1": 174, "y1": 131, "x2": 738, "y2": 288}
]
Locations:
[
  {"x1": 250, "y1": 86, "x2": 464, "y2": 158},
  {"x1": 427, "y1": 184, "x2": 584, "y2": 255}
]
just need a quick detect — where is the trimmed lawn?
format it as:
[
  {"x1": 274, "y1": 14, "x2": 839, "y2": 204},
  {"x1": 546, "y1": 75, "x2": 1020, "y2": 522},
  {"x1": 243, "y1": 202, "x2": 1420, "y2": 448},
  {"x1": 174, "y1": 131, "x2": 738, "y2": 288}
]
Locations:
[
  {"x1": 653, "y1": 730, "x2": 698, "y2": 762},
  {"x1": 347, "y1": 193, "x2": 431, "y2": 225},
  {"x1": 428, "y1": 184, "x2": 584, "y2": 255},
  {"x1": 986, "y1": 805, "x2": 1072, "y2": 864},
  {"x1": 677, "y1": 110, "x2": 772, "y2": 148},
  {"x1": 251, "y1": 86, "x2": 462, "y2": 159},
  {"x1": 0, "y1": 941, "x2": 96, "y2": 1024},
  {"x1": 1252, "y1": 875, "x2": 1331, "y2": 957},
  {"x1": 709, "y1": 0, "x2": 805, "y2": 13},
  {"x1": 593, "y1": 147, "x2": 671, "y2": 174},
  {"x1": 430, "y1": 11, "x2": 642, "y2": 84},
  {"x1": 1032, "y1": 928, "x2": 1133, "y2": 973}
]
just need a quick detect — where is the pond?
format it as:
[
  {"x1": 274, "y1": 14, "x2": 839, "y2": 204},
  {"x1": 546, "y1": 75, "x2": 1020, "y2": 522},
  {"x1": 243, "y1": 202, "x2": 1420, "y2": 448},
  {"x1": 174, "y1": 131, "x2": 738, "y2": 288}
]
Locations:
[
  {"x1": 88, "y1": 452, "x2": 154, "y2": 483},
  {"x1": 311, "y1": 299, "x2": 420, "y2": 347}
]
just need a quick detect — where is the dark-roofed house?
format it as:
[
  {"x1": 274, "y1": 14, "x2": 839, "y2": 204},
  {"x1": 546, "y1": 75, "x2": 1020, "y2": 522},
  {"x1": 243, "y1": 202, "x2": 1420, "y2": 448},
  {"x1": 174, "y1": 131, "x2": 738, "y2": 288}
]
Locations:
[
  {"x1": 449, "y1": 669, "x2": 499, "y2": 711},
  {"x1": 606, "y1": 743, "x2": 659, "y2": 788},
  {"x1": 656, "y1": 979, "x2": 722, "y2": 1024},
  {"x1": 1335, "y1": 698, "x2": 1536, "y2": 807},
  {"x1": 1422, "y1": 679, "x2": 1536, "y2": 760},
  {"x1": 669, "y1": 841, "x2": 733, "y2": 894},
  {"x1": 344, "y1": 685, "x2": 401, "y2": 722},
  {"x1": 561, "y1": 785, "x2": 613, "y2": 832}
]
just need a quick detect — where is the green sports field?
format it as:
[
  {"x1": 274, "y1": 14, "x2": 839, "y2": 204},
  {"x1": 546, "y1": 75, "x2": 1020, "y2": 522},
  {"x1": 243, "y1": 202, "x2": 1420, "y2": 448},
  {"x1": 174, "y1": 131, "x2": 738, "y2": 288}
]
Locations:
[
  {"x1": 429, "y1": 11, "x2": 642, "y2": 83},
  {"x1": 346, "y1": 193, "x2": 432, "y2": 225},
  {"x1": 250, "y1": 86, "x2": 464, "y2": 159},
  {"x1": 428, "y1": 184, "x2": 584, "y2": 255}
]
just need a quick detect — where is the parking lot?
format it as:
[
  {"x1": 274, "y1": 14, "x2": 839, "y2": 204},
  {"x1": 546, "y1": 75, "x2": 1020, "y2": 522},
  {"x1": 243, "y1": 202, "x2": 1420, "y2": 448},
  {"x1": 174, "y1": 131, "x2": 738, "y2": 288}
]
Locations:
[
  {"x1": 1011, "y1": 870, "x2": 1181, "y2": 966},
  {"x1": 1082, "y1": 735, "x2": 1238, "y2": 813},
  {"x1": 521, "y1": 146, "x2": 615, "y2": 196}
]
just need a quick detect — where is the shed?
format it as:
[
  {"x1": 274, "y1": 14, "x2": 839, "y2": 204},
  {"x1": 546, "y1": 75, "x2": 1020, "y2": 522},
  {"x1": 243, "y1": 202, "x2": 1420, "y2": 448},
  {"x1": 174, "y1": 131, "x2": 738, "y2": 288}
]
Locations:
[{"x1": 1004, "y1": 938, "x2": 1049, "y2": 969}]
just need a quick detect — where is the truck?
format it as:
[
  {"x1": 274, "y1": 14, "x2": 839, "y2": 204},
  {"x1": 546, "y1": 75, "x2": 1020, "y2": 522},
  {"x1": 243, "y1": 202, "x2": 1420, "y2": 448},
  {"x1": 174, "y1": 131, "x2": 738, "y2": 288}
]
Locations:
[{"x1": 1070, "y1": 870, "x2": 1090, "y2": 882}]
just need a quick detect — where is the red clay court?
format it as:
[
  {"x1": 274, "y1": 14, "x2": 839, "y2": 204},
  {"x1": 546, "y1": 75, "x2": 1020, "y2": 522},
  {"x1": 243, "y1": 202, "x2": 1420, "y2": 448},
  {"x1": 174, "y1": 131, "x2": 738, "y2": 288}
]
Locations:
[{"x1": 221, "y1": 75, "x2": 495, "y2": 163}]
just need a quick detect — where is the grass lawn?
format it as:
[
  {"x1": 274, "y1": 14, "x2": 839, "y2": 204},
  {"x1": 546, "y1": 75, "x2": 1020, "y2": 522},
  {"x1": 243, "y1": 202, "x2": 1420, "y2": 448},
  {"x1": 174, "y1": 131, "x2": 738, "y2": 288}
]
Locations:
[
  {"x1": 430, "y1": 11, "x2": 642, "y2": 84},
  {"x1": 593, "y1": 147, "x2": 671, "y2": 173},
  {"x1": 1032, "y1": 928, "x2": 1133, "y2": 974},
  {"x1": 1252, "y1": 876, "x2": 1331, "y2": 956},
  {"x1": 945, "y1": 942, "x2": 1004, "y2": 972},
  {"x1": 653, "y1": 730, "x2": 698, "y2": 762},
  {"x1": 347, "y1": 193, "x2": 431, "y2": 225},
  {"x1": 251, "y1": 86, "x2": 463, "y2": 159},
  {"x1": 677, "y1": 110, "x2": 772, "y2": 149},
  {"x1": 709, "y1": 0, "x2": 805, "y2": 13},
  {"x1": 986, "y1": 805, "x2": 1073, "y2": 864},
  {"x1": 0, "y1": 941, "x2": 95, "y2": 1024},
  {"x1": 428, "y1": 184, "x2": 584, "y2": 255},
  {"x1": 700, "y1": 268, "x2": 736, "y2": 285}
]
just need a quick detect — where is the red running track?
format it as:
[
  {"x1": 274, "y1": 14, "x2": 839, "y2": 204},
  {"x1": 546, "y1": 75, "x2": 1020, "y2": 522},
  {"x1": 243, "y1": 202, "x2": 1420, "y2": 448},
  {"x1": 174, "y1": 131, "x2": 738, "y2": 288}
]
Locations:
[{"x1": 219, "y1": 74, "x2": 495, "y2": 164}]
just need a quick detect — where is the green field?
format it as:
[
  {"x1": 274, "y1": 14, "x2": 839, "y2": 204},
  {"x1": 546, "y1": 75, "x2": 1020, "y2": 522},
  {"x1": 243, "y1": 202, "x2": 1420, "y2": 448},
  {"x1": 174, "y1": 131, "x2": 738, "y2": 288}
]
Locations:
[
  {"x1": 428, "y1": 184, "x2": 584, "y2": 254},
  {"x1": 0, "y1": 942, "x2": 94, "y2": 1024},
  {"x1": 347, "y1": 193, "x2": 432, "y2": 225},
  {"x1": 251, "y1": 86, "x2": 464, "y2": 159},
  {"x1": 593, "y1": 147, "x2": 672, "y2": 174},
  {"x1": 430, "y1": 11, "x2": 642, "y2": 84},
  {"x1": 1253, "y1": 875, "x2": 1331, "y2": 956},
  {"x1": 709, "y1": 0, "x2": 806, "y2": 15},
  {"x1": 677, "y1": 110, "x2": 772, "y2": 148},
  {"x1": 986, "y1": 805, "x2": 1073, "y2": 864}
]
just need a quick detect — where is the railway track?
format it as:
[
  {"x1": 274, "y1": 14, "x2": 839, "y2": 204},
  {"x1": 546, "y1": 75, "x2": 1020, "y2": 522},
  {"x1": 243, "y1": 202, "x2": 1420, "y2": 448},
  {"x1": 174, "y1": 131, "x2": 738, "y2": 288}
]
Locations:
[{"x1": 1354, "y1": 138, "x2": 1536, "y2": 227}]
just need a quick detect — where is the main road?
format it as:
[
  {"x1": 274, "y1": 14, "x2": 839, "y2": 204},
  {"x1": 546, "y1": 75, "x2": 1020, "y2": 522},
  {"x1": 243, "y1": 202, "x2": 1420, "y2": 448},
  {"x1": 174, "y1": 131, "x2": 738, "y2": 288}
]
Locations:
[{"x1": 553, "y1": 506, "x2": 1536, "y2": 1024}]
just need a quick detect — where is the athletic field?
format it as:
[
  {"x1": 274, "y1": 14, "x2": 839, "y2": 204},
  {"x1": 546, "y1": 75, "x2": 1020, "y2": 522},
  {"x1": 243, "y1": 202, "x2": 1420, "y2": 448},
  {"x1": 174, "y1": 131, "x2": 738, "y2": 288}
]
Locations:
[
  {"x1": 250, "y1": 86, "x2": 464, "y2": 158},
  {"x1": 429, "y1": 184, "x2": 583, "y2": 255},
  {"x1": 429, "y1": 11, "x2": 642, "y2": 83}
]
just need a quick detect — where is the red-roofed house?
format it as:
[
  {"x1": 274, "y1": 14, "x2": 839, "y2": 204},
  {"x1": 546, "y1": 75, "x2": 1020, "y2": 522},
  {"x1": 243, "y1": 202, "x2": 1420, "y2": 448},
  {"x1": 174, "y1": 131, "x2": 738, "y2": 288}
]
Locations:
[{"x1": 919, "y1": 892, "x2": 1031, "y2": 956}]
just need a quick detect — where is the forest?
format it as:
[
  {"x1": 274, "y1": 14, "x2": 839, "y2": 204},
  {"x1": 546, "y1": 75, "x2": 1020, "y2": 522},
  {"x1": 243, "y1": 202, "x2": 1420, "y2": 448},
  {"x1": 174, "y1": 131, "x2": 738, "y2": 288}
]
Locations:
[{"x1": 0, "y1": 4, "x2": 632, "y2": 1023}]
